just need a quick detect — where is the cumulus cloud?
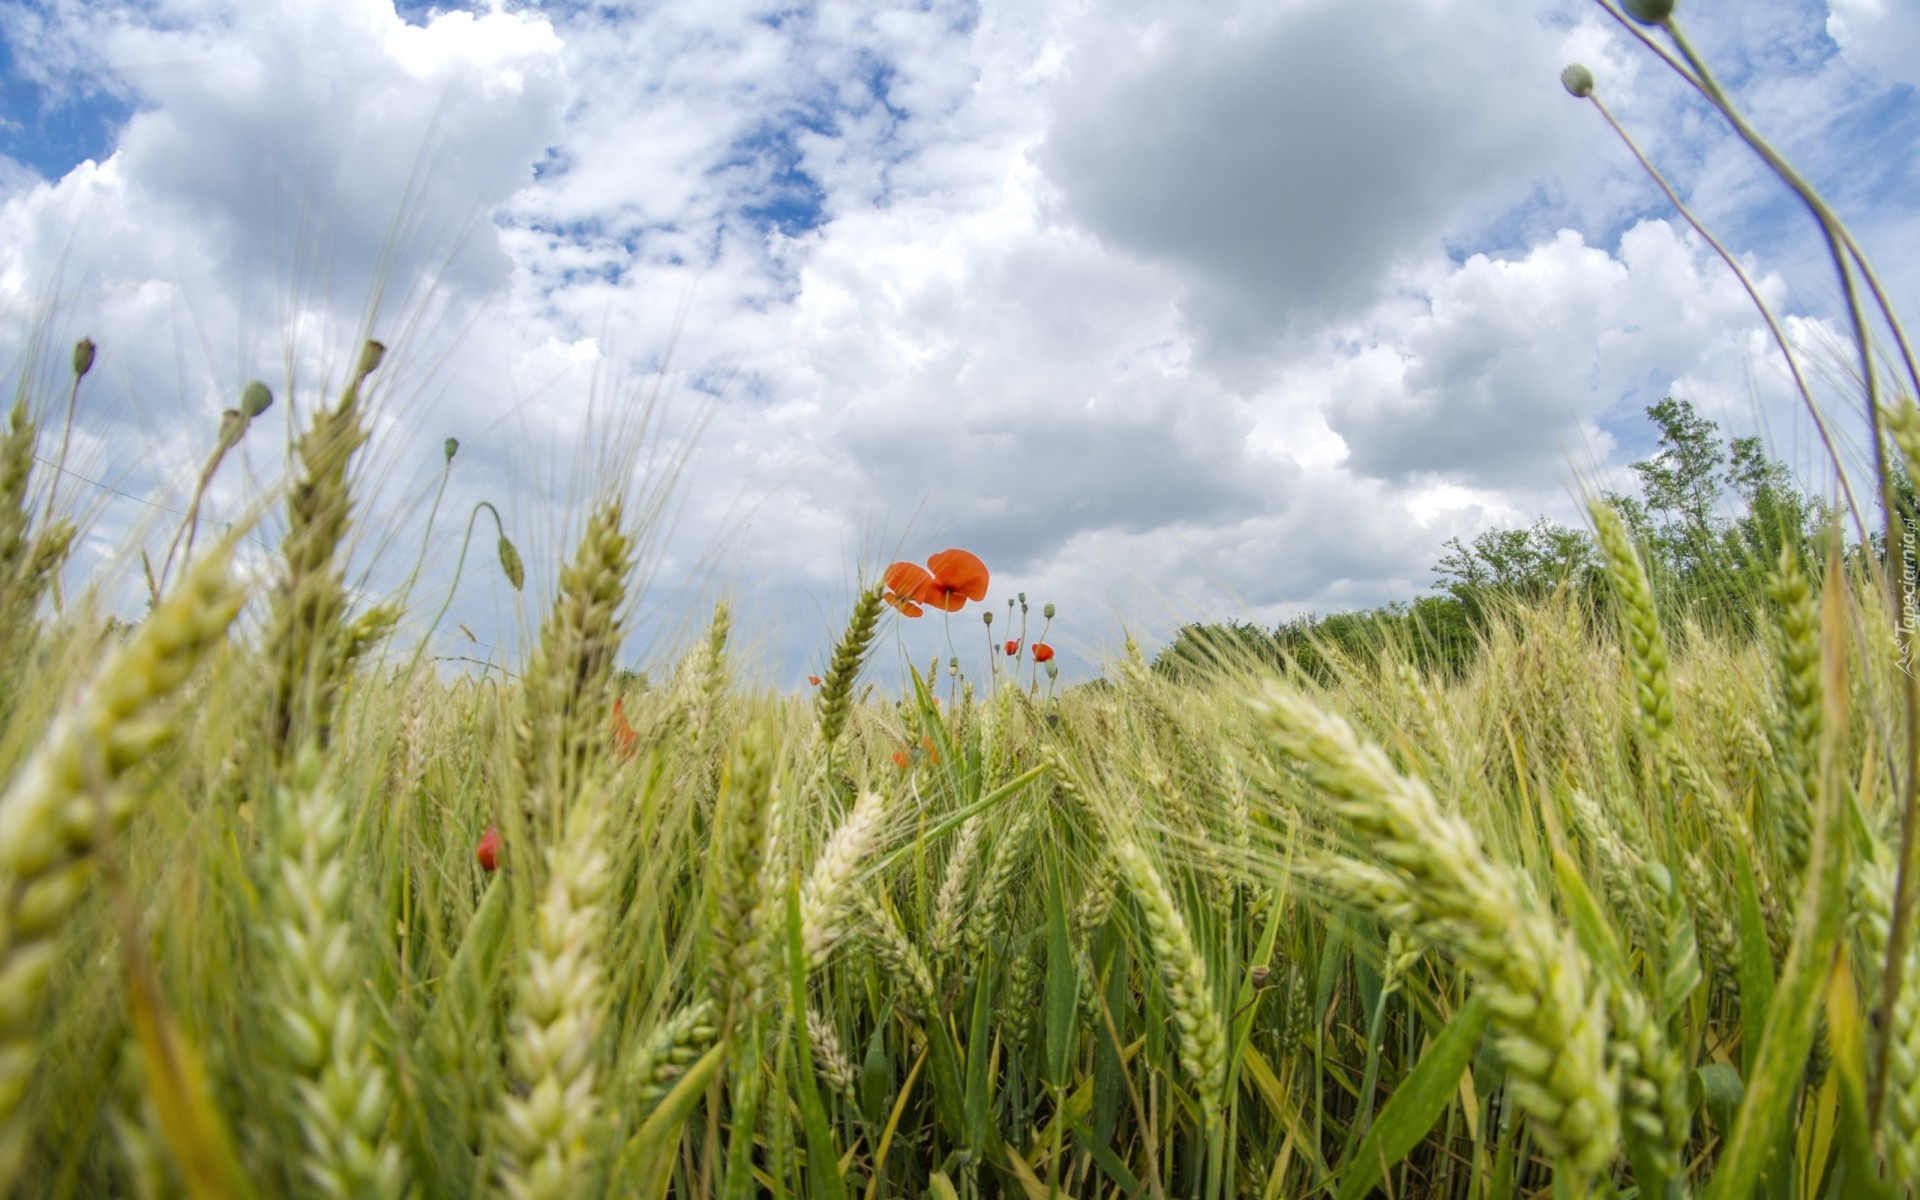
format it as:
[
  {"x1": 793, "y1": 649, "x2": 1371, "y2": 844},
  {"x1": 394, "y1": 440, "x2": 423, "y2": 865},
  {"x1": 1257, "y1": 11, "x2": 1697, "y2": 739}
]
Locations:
[
  {"x1": 0, "y1": 0, "x2": 1910, "y2": 678},
  {"x1": 1038, "y1": 0, "x2": 1593, "y2": 367},
  {"x1": 1828, "y1": 0, "x2": 1920, "y2": 90},
  {"x1": 1323, "y1": 220, "x2": 1795, "y2": 488}
]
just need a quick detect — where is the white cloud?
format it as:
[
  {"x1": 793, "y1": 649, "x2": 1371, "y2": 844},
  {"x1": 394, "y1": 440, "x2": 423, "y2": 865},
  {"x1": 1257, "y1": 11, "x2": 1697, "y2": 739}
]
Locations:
[
  {"x1": 0, "y1": 0, "x2": 1909, "y2": 680},
  {"x1": 1037, "y1": 0, "x2": 1596, "y2": 370},
  {"x1": 1828, "y1": 0, "x2": 1920, "y2": 90}
]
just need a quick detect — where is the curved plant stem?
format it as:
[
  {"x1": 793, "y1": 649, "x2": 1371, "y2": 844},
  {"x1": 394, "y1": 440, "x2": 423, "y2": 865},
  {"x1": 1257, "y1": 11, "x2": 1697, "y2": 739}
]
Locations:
[
  {"x1": 401, "y1": 500, "x2": 510, "y2": 683},
  {"x1": 393, "y1": 456, "x2": 453, "y2": 617},
  {"x1": 1585, "y1": 92, "x2": 1865, "y2": 548},
  {"x1": 1599, "y1": 0, "x2": 1920, "y2": 1119}
]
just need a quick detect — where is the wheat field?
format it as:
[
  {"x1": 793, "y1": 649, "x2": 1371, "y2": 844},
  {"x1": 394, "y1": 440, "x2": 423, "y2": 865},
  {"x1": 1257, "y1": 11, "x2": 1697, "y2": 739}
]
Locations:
[
  {"x1": 6, "y1": 2, "x2": 1920, "y2": 1197},
  {"x1": 0, "y1": 338, "x2": 1915, "y2": 1199}
]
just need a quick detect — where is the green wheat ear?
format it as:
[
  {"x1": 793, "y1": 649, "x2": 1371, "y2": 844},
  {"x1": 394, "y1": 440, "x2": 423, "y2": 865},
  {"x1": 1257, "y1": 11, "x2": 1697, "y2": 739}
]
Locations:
[
  {"x1": 263, "y1": 338, "x2": 387, "y2": 769},
  {"x1": 0, "y1": 536, "x2": 246, "y2": 1180},
  {"x1": 814, "y1": 583, "x2": 883, "y2": 750}
]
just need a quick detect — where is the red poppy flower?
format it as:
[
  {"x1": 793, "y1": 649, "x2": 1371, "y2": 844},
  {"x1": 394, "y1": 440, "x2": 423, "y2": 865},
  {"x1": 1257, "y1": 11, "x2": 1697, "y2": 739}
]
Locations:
[
  {"x1": 892, "y1": 750, "x2": 911, "y2": 769},
  {"x1": 808, "y1": 675, "x2": 821, "y2": 686},
  {"x1": 1031, "y1": 642, "x2": 1054, "y2": 663},
  {"x1": 882, "y1": 561, "x2": 928, "y2": 617},
  {"x1": 921, "y1": 735, "x2": 939, "y2": 762},
  {"x1": 883, "y1": 549, "x2": 989, "y2": 615},
  {"x1": 1005, "y1": 639, "x2": 1020, "y2": 656},
  {"x1": 477, "y1": 823, "x2": 500, "y2": 873},
  {"x1": 612, "y1": 696, "x2": 638, "y2": 759}
]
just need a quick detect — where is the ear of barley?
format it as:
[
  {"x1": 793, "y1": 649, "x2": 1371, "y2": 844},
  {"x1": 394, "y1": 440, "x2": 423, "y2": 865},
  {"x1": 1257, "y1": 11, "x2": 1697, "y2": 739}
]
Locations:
[
  {"x1": 256, "y1": 748, "x2": 405, "y2": 1199},
  {"x1": 1858, "y1": 841, "x2": 1920, "y2": 1182},
  {"x1": 262, "y1": 341, "x2": 383, "y2": 767},
  {"x1": 0, "y1": 400, "x2": 39, "y2": 584},
  {"x1": 1252, "y1": 683, "x2": 1620, "y2": 1181},
  {"x1": 797, "y1": 789, "x2": 887, "y2": 967},
  {"x1": 1563, "y1": 790, "x2": 1654, "y2": 947},
  {"x1": 0, "y1": 540, "x2": 245, "y2": 1177},
  {"x1": 966, "y1": 808, "x2": 1035, "y2": 957},
  {"x1": 495, "y1": 798, "x2": 614, "y2": 1200},
  {"x1": 930, "y1": 813, "x2": 985, "y2": 957},
  {"x1": 1883, "y1": 396, "x2": 1920, "y2": 494},
  {"x1": 1590, "y1": 499, "x2": 1675, "y2": 745},
  {"x1": 685, "y1": 600, "x2": 730, "y2": 747},
  {"x1": 0, "y1": 399, "x2": 75, "y2": 710},
  {"x1": 496, "y1": 494, "x2": 637, "y2": 1199},
  {"x1": 516, "y1": 498, "x2": 634, "y2": 809},
  {"x1": 1764, "y1": 546, "x2": 1820, "y2": 877},
  {"x1": 625, "y1": 999, "x2": 720, "y2": 1116},
  {"x1": 1111, "y1": 838, "x2": 1228, "y2": 1127},
  {"x1": 814, "y1": 585, "x2": 883, "y2": 749},
  {"x1": 1604, "y1": 976, "x2": 1689, "y2": 1187},
  {"x1": 706, "y1": 721, "x2": 775, "y2": 1022},
  {"x1": 857, "y1": 890, "x2": 937, "y2": 1010},
  {"x1": 803, "y1": 1007, "x2": 859, "y2": 1103}
]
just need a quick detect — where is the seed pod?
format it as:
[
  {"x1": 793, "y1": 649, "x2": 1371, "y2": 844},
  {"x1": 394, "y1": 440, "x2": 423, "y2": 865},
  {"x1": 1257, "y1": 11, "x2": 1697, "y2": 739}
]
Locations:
[
  {"x1": 444, "y1": 437, "x2": 459, "y2": 463},
  {"x1": 498, "y1": 535, "x2": 525, "y2": 591},
  {"x1": 1560, "y1": 63, "x2": 1595, "y2": 98},
  {"x1": 72, "y1": 337, "x2": 96, "y2": 379},
  {"x1": 240, "y1": 380, "x2": 273, "y2": 418},
  {"x1": 1043, "y1": 602, "x2": 1055, "y2": 619},
  {"x1": 1622, "y1": 0, "x2": 1673, "y2": 24},
  {"x1": 354, "y1": 339, "x2": 387, "y2": 382}
]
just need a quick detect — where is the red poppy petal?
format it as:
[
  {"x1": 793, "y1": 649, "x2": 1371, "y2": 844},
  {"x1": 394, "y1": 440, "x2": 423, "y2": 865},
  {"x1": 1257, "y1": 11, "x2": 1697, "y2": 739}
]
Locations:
[
  {"x1": 884, "y1": 561, "x2": 935, "y2": 601},
  {"x1": 923, "y1": 590, "x2": 968, "y2": 613},
  {"x1": 477, "y1": 824, "x2": 500, "y2": 873},
  {"x1": 926, "y1": 549, "x2": 989, "y2": 601},
  {"x1": 891, "y1": 750, "x2": 911, "y2": 768},
  {"x1": 883, "y1": 591, "x2": 925, "y2": 618},
  {"x1": 1032, "y1": 642, "x2": 1054, "y2": 662}
]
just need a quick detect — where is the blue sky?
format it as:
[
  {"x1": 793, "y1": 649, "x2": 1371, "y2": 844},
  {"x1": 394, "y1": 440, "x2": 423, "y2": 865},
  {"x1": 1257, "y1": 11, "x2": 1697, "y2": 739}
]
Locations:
[{"x1": 1, "y1": 0, "x2": 1917, "y2": 687}]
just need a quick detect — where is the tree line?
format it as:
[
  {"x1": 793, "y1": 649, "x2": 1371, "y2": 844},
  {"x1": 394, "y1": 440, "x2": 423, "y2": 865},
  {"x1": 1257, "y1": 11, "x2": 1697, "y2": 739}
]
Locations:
[{"x1": 1155, "y1": 397, "x2": 1850, "y2": 681}]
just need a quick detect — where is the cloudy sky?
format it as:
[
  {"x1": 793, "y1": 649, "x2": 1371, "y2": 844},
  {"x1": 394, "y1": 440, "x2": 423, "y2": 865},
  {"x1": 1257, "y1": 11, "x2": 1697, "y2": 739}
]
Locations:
[{"x1": 2, "y1": 0, "x2": 1917, "y2": 687}]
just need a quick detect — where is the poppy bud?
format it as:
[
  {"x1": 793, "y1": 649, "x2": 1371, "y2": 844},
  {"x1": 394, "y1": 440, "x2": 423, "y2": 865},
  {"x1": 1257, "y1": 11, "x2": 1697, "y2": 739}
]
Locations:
[
  {"x1": 444, "y1": 436, "x2": 459, "y2": 463},
  {"x1": 498, "y1": 535, "x2": 525, "y2": 591},
  {"x1": 983, "y1": 610, "x2": 992, "y2": 625},
  {"x1": 240, "y1": 380, "x2": 273, "y2": 418},
  {"x1": 1621, "y1": 0, "x2": 1673, "y2": 24},
  {"x1": 1045, "y1": 662, "x2": 1058, "y2": 680},
  {"x1": 355, "y1": 339, "x2": 387, "y2": 382},
  {"x1": 1018, "y1": 592, "x2": 1026, "y2": 603},
  {"x1": 1043, "y1": 603, "x2": 1055, "y2": 619},
  {"x1": 1560, "y1": 63, "x2": 1595, "y2": 98},
  {"x1": 72, "y1": 337, "x2": 96, "y2": 379},
  {"x1": 477, "y1": 823, "x2": 500, "y2": 872}
]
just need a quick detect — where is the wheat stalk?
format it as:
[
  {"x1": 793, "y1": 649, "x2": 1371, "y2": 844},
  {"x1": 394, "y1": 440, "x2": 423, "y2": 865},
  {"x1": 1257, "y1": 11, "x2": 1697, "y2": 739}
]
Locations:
[
  {"x1": 257, "y1": 749, "x2": 405, "y2": 1199},
  {"x1": 0, "y1": 540, "x2": 245, "y2": 1178},
  {"x1": 1111, "y1": 838, "x2": 1228, "y2": 1127},
  {"x1": 1252, "y1": 683, "x2": 1621, "y2": 1181}
]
